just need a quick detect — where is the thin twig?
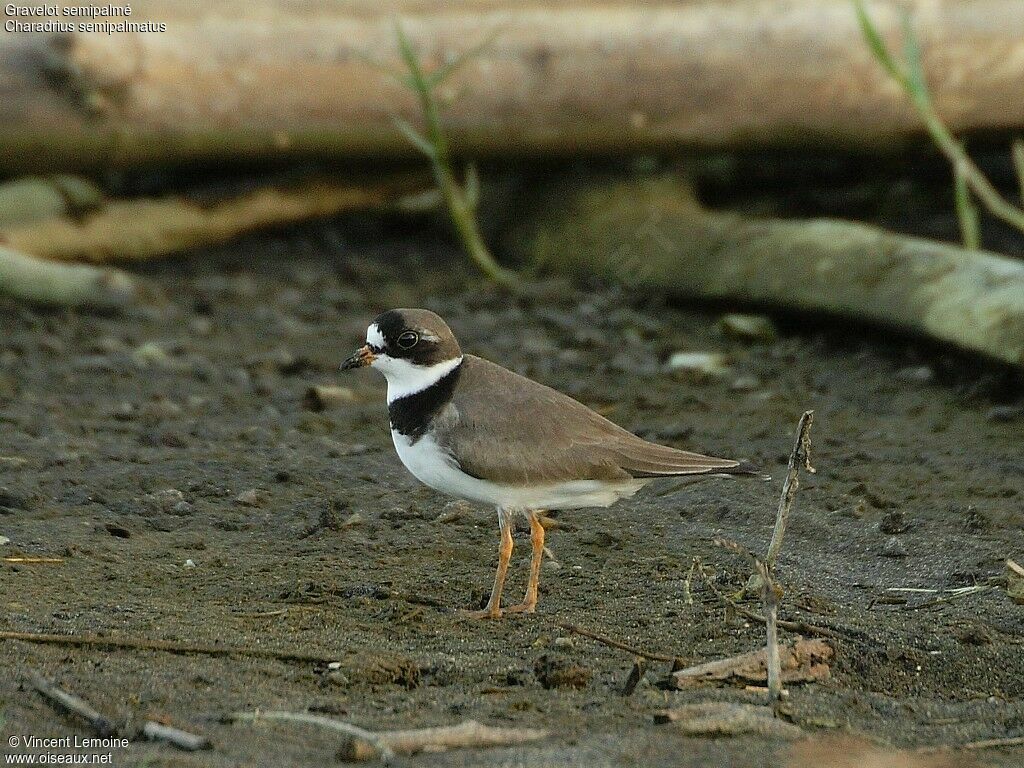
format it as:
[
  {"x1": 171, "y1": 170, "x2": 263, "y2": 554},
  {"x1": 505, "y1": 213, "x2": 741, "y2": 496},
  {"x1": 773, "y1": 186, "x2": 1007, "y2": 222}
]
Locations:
[
  {"x1": 229, "y1": 710, "x2": 395, "y2": 764},
  {"x1": 918, "y1": 735, "x2": 1024, "y2": 753},
  {"x1": 756, "y1": 560, "x2": 782, "y2": 700},
  {"x1": 696, "y1": 555, "x2": 839, "y2": 639},
  {"x1": 552, "y1": 620, "x2": 684, "y2": 664},
  {"x1": 900, "y1": 584, "x2": 996, "y2": 611},
  {"x1": 338, "y1": 719, "x2": 549, "y2": 761},
  {"x1": 28, "y1": 670, "x2": 116, "y2": 737},
  {"x1": 620, "y1": 657, "x2": 647, "y2": 697},
  {"x1": 141, "y1": 721, "x2": 211, "y2": 751},
  {"x1": 764, "y1": 410, "x2": 814, "y2": 570},
  {"x1": 713, "y1": 540, "x2": 785, "y2": 701},
  {"x1": 2, "y1": 630, "x2": 340, "y2": 665},
  {"x1": 683, "y1": 557, "x2": 699, "y2": 606}
]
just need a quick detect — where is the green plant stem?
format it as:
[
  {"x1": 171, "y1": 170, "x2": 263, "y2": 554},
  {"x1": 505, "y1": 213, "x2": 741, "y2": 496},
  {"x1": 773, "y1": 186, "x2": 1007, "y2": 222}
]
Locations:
[
  {"x1": 953, "y1": 165, "x2": 981, "y2": 250},
  {"x1": 394, "y1": 23, "x2": 518, "y2": 288},
  {"x1": 855, "y1": 0, "x2": 1024, "y2": 236},
  {"x1": 916, "y1": 99, "x2": 1024, "y2": 235},
  {"x1": 1013, "y1": 139, "x2": 1024, "y2": 205}
]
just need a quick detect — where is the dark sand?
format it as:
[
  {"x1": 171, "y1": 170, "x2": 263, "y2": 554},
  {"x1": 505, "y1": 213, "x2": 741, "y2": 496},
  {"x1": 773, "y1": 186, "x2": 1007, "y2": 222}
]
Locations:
[{"x1": 1, "y1": 213, "x2": 1023, "y2": 767}]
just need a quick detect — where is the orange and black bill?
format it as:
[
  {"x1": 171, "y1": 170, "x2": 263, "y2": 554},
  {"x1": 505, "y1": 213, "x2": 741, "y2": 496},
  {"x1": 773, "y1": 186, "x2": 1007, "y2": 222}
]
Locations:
[{"x1": 341, "y1": 345, "x2": 377, "y2": 370}]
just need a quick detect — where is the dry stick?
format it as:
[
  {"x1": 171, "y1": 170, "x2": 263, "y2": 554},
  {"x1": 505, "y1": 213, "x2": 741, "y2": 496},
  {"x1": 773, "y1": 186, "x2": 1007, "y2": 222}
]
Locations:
[
  {"x1": 2, "y1": 631, "x2": 340, "y2": 665},
  {"x1": 551, "y1": 620, "x2": 684, "y2": 664},
  {"x1": 765, "y1": 410, "x2": 815, "y2": 570},
  {"x1": 229, "y1": 711, "x2": 396, "y2": 764},
  {"x1": 918, "y1": 735, "x2": 1024, "y2": 754},
  {"x1": 694, "y1": 560, "x2": 839, "y2": 639},
  {"x1": 336, "y1": 720, "x2": 549, "y2": 762},
  {"x1": 756, "y1": 560, "x2": 782, "y2": 701},
  {"x1": 141, "y1": 721, "x2": 211, "y2": 751},
  {"x1": 29, "y1": 670, "x2": 117, "y2": 737},
  {"x1": 713, "y1": 540, "x2": 785, "y2": 701},
  {"x1": 620, "y1": 657, "x2": 647, "y2": 697}
]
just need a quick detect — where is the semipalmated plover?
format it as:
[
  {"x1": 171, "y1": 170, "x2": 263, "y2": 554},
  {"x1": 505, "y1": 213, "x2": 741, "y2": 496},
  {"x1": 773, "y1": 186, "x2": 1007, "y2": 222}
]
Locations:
[{"x1": 342, "y1": 308, "x2": 758, "y2": 618}]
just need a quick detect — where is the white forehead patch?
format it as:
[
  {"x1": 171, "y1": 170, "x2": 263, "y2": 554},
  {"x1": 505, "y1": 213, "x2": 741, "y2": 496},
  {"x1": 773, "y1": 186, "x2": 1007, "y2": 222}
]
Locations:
[{"x1": 366, "y1": 323, "x2": 385, "y2": 348}]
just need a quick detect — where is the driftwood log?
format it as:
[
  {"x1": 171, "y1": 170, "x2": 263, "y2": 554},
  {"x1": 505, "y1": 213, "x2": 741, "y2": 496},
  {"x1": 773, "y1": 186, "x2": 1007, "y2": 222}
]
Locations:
[
  {"x1": 3, "y1": 0, "x2": 1024, "y2": 172},
  {"x1": 508, "y1": 174, "x2": 1024, "y2": 367},
  {"x1": 0, "y1": 244, "x2": 140, "y2": 308},
  {"x1": 1, "y1": 175, "x2": 432, "y2": 263}
]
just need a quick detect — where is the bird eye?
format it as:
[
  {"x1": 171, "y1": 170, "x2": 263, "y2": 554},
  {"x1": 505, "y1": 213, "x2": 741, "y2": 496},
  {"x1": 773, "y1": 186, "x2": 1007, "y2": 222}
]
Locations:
[{"x1": 397, "y1": 331, "x2": 419, "y2": 349}]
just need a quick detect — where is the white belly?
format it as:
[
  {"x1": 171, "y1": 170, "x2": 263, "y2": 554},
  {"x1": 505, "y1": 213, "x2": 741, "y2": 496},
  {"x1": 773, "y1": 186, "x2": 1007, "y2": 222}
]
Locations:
[{"x1": 390, "y1": 430, "x2": 647, "y2": 510}]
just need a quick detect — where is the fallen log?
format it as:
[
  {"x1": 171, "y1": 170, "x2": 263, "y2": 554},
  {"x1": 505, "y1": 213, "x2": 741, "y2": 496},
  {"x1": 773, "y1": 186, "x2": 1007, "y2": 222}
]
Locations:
[
  {"x1": 3, "y1": 0, "x2": 1024, "y2": 172},
  {"x1": 0, "y1": 243, "x2": 140, "y2": 308},
  {"x1": 509, "y1": 174, "x2": 1024, "y2": 367},
  {"x1": 1, "y1": 175, "x2": 432, "y2": 263},
  {"x1": 0, "y1": 175, "x2": 103, "y2": 227}
]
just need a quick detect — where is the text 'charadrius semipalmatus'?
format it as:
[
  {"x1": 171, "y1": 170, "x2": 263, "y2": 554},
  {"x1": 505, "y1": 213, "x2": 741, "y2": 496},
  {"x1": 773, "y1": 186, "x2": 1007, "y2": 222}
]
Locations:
[{"x1": 342, "y1": 308, "x2": 759, "y2": 618}]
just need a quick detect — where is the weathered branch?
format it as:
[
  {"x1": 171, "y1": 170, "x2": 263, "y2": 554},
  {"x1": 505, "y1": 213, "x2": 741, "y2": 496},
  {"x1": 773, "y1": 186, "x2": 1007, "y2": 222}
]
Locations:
[
  {"x1": 4, "y1": 1, "x2": 1024, "y2": 171},
  {"x1": 2, "y1": 175, "x2": 431, "y2": 263},
  {"x1": 511, "y1": 175, "x2": 1024, "y2": 367},
  {"x1": 0, "y1": 244, "x2": 140, "y2": 308},
  {"x1": 0, "y1": 175, "x2": 103, "y2": 227}
]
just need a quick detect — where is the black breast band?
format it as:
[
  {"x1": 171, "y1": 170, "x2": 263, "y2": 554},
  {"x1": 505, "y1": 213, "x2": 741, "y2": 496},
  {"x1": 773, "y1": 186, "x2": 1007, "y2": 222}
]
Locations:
[{"x1": 388, "y1": 361, "x2": 463, "y2": 443}]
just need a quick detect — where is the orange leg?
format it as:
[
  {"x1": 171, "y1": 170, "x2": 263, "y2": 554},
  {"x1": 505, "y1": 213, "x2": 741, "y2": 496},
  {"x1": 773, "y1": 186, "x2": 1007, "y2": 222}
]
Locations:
[
  {"x1": 465, "y1": 511, "x2": 514, "y2": 619},
  {"x1": 506, "y1": 510, "x2": 545, "y2": 614}
]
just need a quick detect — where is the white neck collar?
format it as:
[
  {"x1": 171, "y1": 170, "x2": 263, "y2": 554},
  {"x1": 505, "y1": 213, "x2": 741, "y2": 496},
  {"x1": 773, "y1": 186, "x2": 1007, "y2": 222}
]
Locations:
[{"x1": 379, "y1": 355, "x2": 463, "y2": 404}]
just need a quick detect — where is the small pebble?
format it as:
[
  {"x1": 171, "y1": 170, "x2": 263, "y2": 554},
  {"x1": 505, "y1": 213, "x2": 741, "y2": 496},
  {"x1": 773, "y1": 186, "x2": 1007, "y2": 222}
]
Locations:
[
  {"x1": 986, "y1": 405, "x2": 1022, "y2": 423},
  {"x1": 881, "y1": 538, "x2": 908, "y2": 558},
  {"x1": 0, "y1": 535, "x2": 10, "y2": 546},
  {"x1": 878, "y1": 510, "x2": 910, "y2": 534},
  {"x1": 183, "y1": 559, "x2": 196, "y2": 568},
  {"x1": 730, "y1": 375, "x2": 762, "y2": 392},
  {"x1": 235, "y1": 488, "x2": 264, "y2": 507},
  {"x1": 303, "y1": 385, "x2": 357, "y2": 411},
  {"x1": 717, "y1": 314, "x2": 778, "y2": 343},
  {"x1": 665, "y1": 351, "x2": 729, "y2": 377},
  {"x1": 895, "y1": 365, "x2": 934, "y2": 384},
  {"x1": 131, "y1": 341, "x2": 174, "y2": 369}
]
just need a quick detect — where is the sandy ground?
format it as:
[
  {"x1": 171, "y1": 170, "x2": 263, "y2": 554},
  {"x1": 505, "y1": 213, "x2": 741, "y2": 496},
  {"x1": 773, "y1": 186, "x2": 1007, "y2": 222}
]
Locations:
[{"x1": 1, "y1": 207, "x2": 1023, "y2": 767}]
